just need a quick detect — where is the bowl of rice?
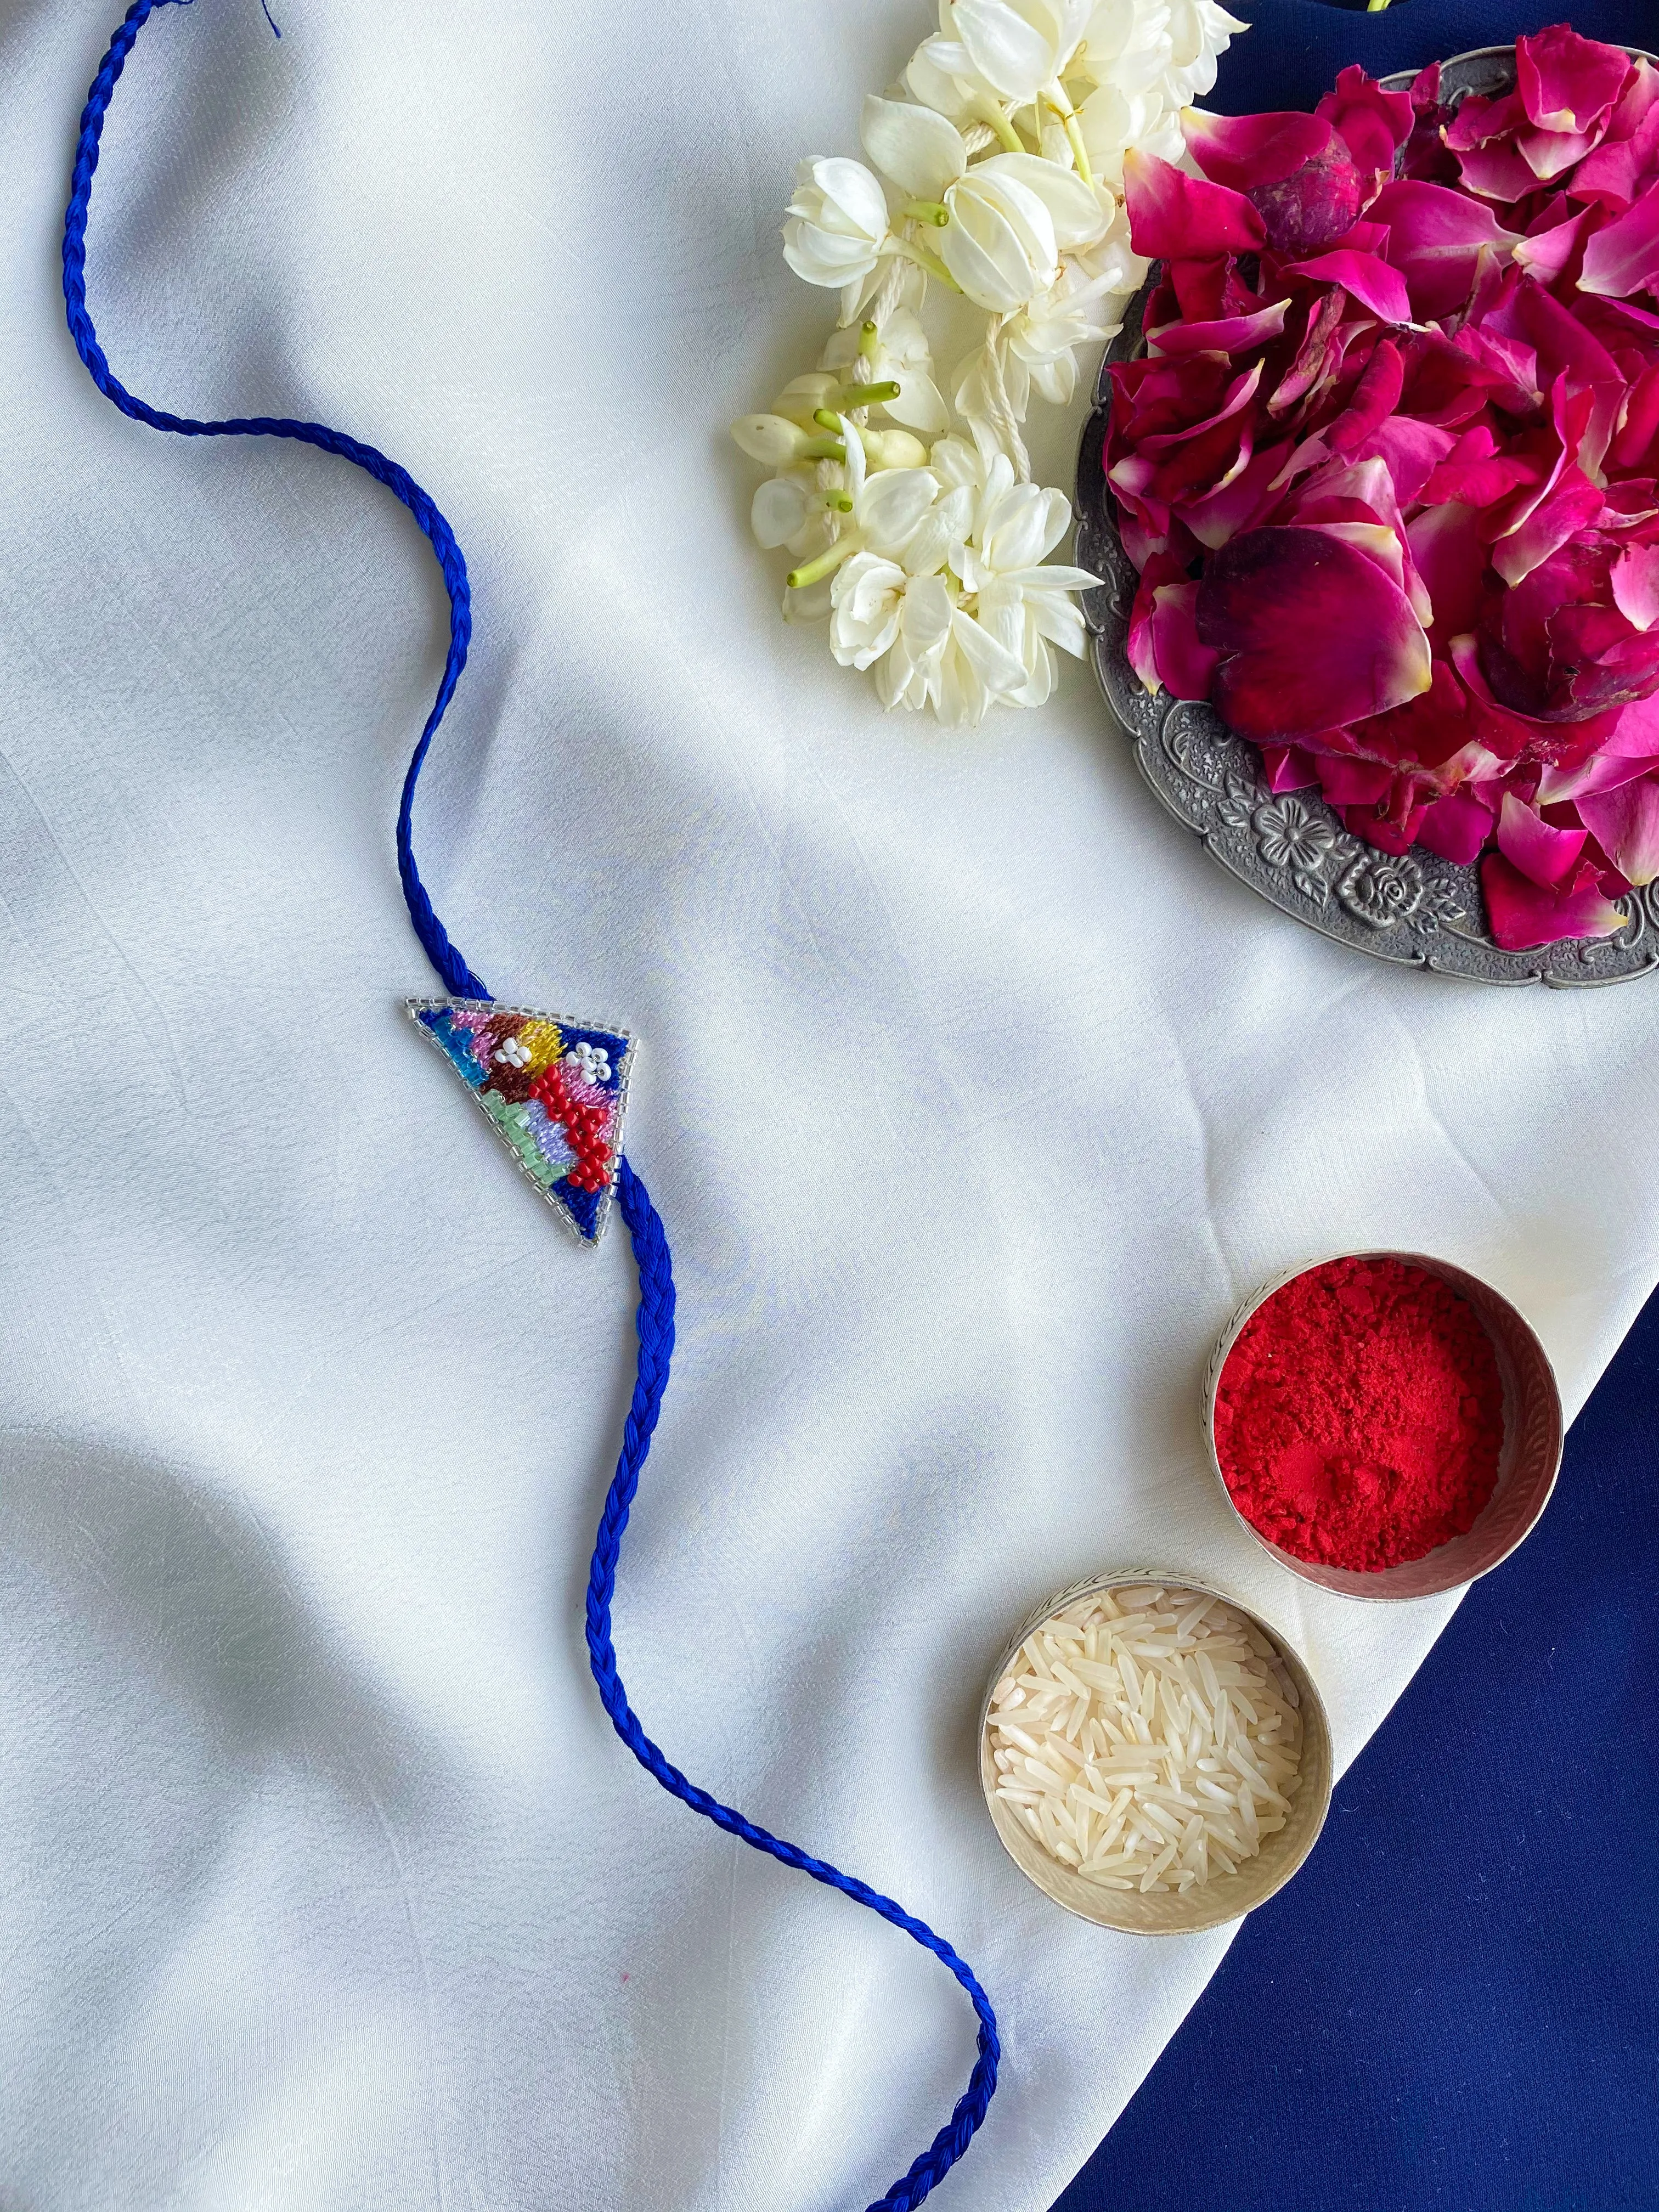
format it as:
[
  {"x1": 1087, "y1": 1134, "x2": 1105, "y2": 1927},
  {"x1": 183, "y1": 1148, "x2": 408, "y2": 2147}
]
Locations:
[{"x1": 979, "y1": 1574, "x2": 1333, "y2": 1934}]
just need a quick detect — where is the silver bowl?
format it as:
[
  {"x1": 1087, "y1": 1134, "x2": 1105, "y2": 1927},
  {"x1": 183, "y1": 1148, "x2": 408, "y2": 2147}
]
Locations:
[
  {"x1": 979, "y1": 1571, "x2": 1334, "y2": 1934},
  {"x1": 1202, "y1": 1251, "x2": 1564, "y2": 1600},
  {"x1": 1074, "y1": 43, "x2": 1659, "y2": 988}
]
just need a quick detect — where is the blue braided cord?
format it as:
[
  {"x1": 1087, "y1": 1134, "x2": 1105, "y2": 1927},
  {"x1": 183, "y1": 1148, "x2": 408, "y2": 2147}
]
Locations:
[
  {"x1": 61, "y1": 0, "x2": 488, "y2": 1002},
  {"x1": 597, "y1": 1160, "x2": 1000, "y2": 2212},
  {"x1": 63, "y1": 7, "x2": 1000, "y2": 2202}
]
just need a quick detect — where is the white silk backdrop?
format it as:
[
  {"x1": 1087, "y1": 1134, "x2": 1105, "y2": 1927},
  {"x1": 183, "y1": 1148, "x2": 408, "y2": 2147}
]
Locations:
[{"x1": 2, "y1": 4, "x2": 1657, "y2": 2208}]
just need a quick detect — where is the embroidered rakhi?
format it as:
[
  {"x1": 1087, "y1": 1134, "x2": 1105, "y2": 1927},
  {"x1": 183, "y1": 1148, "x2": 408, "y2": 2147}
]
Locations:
[
  {"x1": 61, "y1": 8, "x2": 999, "y2": 2207},
  {"x1": 409, "y1": 1001, "x2": 634, "y2": 1243}
]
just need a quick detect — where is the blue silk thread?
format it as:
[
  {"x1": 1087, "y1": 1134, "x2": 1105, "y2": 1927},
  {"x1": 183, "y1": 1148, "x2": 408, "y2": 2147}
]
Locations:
[{"x1": 61, "y1": 9, "x2": 1000, "y2": 2205}]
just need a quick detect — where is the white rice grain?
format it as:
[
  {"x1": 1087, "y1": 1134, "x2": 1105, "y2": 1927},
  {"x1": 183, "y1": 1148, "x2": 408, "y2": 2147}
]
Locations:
[{"x1": 989, "y1": 1588, "x2": 1304, "y2": 1898}]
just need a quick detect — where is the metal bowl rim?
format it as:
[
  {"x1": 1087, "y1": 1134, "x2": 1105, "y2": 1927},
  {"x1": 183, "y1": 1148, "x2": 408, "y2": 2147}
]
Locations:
[{"x1": 978, "y1": 1568, "x2": 1335, "y2": 1934}]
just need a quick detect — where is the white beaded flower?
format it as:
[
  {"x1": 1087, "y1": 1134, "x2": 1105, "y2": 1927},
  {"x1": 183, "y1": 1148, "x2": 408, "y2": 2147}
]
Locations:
[
  {"x1": 494, "y1": 1036, "x2": 533, "y2": 1068},
  {"x1": 566, "y1": 1042, "x2": 612, "y2": 1086}
]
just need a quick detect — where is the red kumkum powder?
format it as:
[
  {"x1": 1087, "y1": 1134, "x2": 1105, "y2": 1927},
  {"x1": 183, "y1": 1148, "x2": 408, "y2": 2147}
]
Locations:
[{"x1": 1213, "y1": 1257, "x2": 1505, "y2": 1572}]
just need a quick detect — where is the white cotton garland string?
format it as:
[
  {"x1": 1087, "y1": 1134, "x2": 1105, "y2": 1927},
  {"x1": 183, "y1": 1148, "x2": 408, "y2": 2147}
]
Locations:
[{"x1": 731, "y1": 0, "x2": 1248, "y2": 726}]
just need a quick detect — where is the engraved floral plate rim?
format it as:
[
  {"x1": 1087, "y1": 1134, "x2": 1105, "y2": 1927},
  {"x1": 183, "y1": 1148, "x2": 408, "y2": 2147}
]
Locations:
[{"x1": 1073, "y1": 42, "x2": 1659, "y2": 991}]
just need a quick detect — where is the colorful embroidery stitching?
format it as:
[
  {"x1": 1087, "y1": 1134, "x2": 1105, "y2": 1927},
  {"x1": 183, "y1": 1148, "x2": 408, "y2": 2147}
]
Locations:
[{"x1": 408, "y1": 998, "x2": 634, "y2": 1245}]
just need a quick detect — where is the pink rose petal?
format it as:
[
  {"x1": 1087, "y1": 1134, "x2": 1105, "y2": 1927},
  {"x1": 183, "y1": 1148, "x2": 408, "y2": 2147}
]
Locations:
[
  {"x1": 1123, "y1": 150, "x2": 1266, "y2": 261},
  {"x1": 1610, "y1": 364, "x2": 1659, "y2": 470},
  {"x1": 1576, "y1": 773, "x2": 1659, "y2": 882},
  {"x1": 1406, "y1": 500, "x2": 1487, "y2": 639},
  {"x1": 1146, "y1": 300, "x2": 1291, "y2": 358},
  {"x1": 1150, "y1": 583, "x2": 1220, "y2": 698},
  {"x1": 1519, "y1": 122, "x2": 1607, "y2": 184},
  {"x1": 1481, "y1": 853, "x2": 1627, "y2": 947},
  {"x1": 1417, "y1": 788, "x2": 1496, "y2": 864},
  {"x1": 1260, "y1": 744, "x2": 1319, "y2": 792},
  {"x1": 1183, "y1": 110, "x2": 1332, "y2": 192},
  {"x1": 1513, "y1": 204, "x2": 1595, "y2": 285},
  {"x1": 1368, "y1": 181, "x2": 1521, "y2": 319},
  {"x1": 1515, "y1": 23, "x2": 1630, "y2": 137},
  {"x1": 1569, "y1": 66, "x2": 1659, "y2": 211},
  {"x1": 1351, "y1": 416, "x2": 1458, "y2": 505},
  {"x1": 1538, "y1": 746, "x2": 1659, "y2": 804},
  {"x1": 1283, "y1": 249, "x2": 1411, "y2": 323},
  {"x1": 1457, "y1": 138, "x2": 1547, "y2": 204},
  {"x1": 1446, "y1": 87, "x2": 1526, "y2": 154},
  {"x1": 1316, "y1": 65, "x2": 1414, "y2": 184},
  {"x1": 1497, "y1": 790, "x2": 1587, "y2": 887},
  {"x1": 1328, "y1": 338, "x2": 1405, "y2": 456},
  {"x1": 1579, "y1": 182, "x2": 1659, "y2": 298},
  {"x1": 1197, "y1": 525, "x2": 1432, "y2": 741},
  {"x1": 1611, "y1": 543, "x2": 1659, "y2": 630},
  {"x1": 1491, "y1": 469, "x2": 1604, "y2": 588},
  {"x1": 1314, "y1": 755, "x2": 1393, "y2": 807}
]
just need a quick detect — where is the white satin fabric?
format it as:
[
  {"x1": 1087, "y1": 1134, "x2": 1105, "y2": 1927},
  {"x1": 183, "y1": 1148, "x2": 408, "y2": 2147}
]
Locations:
[{"x1": 2, "y1": 4, "x2": 1656, "y2": 2207}]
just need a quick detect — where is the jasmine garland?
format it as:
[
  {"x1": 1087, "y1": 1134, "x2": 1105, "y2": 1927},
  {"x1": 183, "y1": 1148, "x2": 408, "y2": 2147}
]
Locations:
[{"x1": 731, "y1": 0, "x2": 1247, "y2": 726}]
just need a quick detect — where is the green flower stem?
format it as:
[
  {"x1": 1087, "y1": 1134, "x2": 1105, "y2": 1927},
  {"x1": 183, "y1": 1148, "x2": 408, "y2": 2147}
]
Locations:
[
  {"x1": 787, "y1": 531, "x2": 865, "y2": 590},
  {"x1": 827, "y1": 381, "x2": 900, "y2": 413},
  {"x1": 1062, "y1": 110, "x2": 1094, "y2": 185},
  {"x1": 858, "y1": 319, "x2": 880, "y2": 360},
  {"x1": 886, "y1": 234, "x2": 961, "y2": 290},
  {"x1": 980, "y1": 100, "x2": 1024, "y2": 153},
  {"x1": 817, "y1": 490, "x2": 855, "y2": 514},
  {"x1": 800, "y1": 435, "x2": 848, "y2": 461},
  {"x1": 1043, "y1": 81, "x2": 1094, "y2": 186},
  {"x1": 900, "y1": 199, "x2": 950, "y2": 227}
]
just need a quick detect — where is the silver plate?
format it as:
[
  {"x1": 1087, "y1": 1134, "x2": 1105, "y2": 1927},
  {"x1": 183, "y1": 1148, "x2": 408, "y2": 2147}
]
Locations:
[{"x1": 1074, "y1": 43, "x2": 1659, "y2": 988}]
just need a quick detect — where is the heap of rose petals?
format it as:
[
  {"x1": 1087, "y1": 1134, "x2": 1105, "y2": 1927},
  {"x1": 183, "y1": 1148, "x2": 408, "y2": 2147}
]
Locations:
[{"x1": 1109, "y1": 25, "x2": 1659, "y2": 950}]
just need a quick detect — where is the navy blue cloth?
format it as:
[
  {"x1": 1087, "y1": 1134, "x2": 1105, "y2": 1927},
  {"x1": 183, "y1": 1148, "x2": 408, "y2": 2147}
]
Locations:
[
  {"x1": 1208, "y1": 0, "x2": 1656, "y2": 115},
  {"x1": 1055, "y1": 1280, "x2": 1659, "y2": 2211}
]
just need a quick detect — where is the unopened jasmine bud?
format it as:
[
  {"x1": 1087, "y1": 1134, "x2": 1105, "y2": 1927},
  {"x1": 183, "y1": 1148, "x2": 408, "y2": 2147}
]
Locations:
[
  {"x1": 862, "y1": 428, "x2": 928, "y2": 470},
  {"x1": 730, "y1": 413, "x2": 808, "y2": 467}
]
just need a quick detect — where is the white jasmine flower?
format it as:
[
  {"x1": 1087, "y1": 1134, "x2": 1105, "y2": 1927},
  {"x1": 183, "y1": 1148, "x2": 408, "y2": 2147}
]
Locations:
[
  {"x1": 751, "y1": 467, "x2": 838, "y2": 556},
  {"x1": 770, "y1": 373, "x2": 845, "y2": 428},
  {"x1": 1077, "y1": 81, "x2": 1186, "y2": 182},
  {"x1": 1166, "y1": 0, "x2": 1247, "y2": 100},
  {"x1": 952, "y1": 456, "x2": 1100, "y2": 703},
  {"x1": 906, "y1": 35, "x2": 1005, "y2": 126},
  {"x1": 783, "y1": 158, "x2": 892, "y2": 292},
  {"x1": 947, "y1": 0, "x2": 1094, "y2": 104},
  {"x1": 876, "y1": 574, "x2": 957, "y2": 707},
  {"x1": 861, "y1": 97, "x2": 1080, "y2": 313},
  {"x1": 831, "y1": 557, "x2": 1028, "y2": 724},
  {"x1": 928, "y1": 433, "x2": 990, "y2": 495},
  {"x1": 821, "y1": 307, "x2": 950, "y2": 435},
  {"x1": 933, "y1": 603, "x2": 1033, "y2": 725},
  {"x1": 831, "y1": 552, "x2": 921, "y2": 670},
  {"x1": 1065, "y1": 191, "x2": 1146, "y2": 292},
  {"x1": 1000, "y1": 257, "x2": 1128, "y2": 414},
  {"x1": 1073, "y1": 0, "x2": 1177, "y2": 95}
]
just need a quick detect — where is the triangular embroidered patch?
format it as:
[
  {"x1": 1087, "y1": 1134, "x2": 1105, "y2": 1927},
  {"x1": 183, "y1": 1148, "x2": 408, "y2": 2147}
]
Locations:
[{"x1": 408, "y1": 998, "x2": 634, "y2": 1245}]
